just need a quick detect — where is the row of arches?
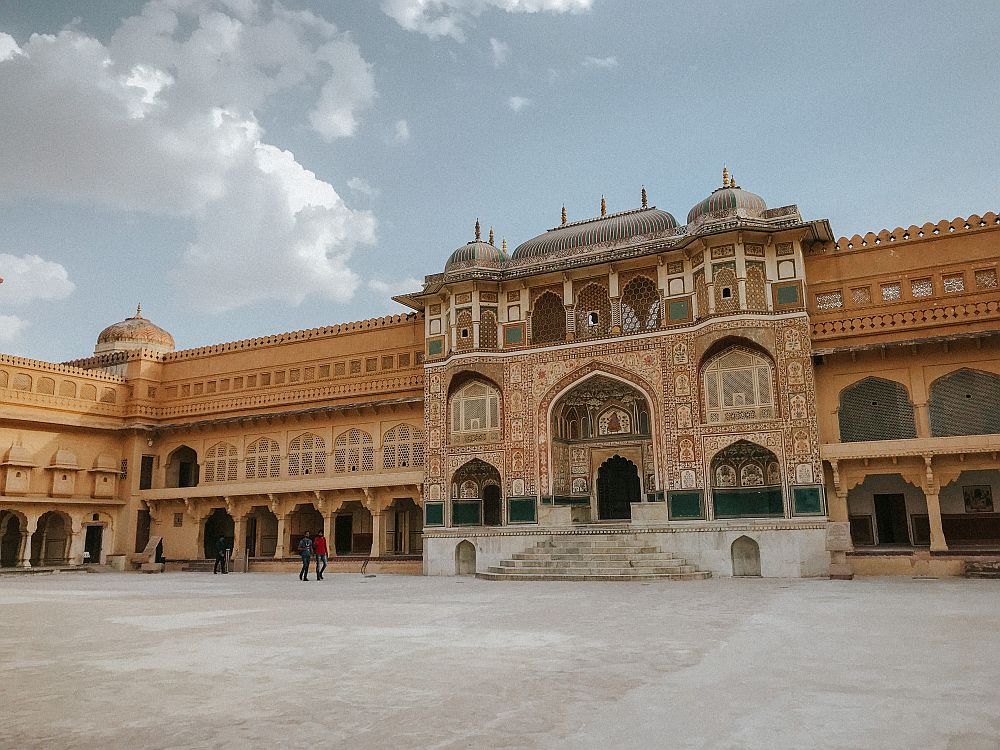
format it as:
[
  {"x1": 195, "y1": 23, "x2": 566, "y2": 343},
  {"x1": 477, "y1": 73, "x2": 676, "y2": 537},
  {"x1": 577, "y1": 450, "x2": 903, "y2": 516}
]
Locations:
[
  {"x1": 0, "y1": 370, "x2": 117, "y2": 403},
  {"x1": 530, "y1": 276, "x2": 663, "y2": 345},
  {"x1": 0, "y1": 510, "x2": 107, "y2": 567},
  {"x1": 839, "y1": 369, "x2": 1000, "y2": 441},
  {"x1": 162, "y1": 424, "x2": 424, "y2": 488}
]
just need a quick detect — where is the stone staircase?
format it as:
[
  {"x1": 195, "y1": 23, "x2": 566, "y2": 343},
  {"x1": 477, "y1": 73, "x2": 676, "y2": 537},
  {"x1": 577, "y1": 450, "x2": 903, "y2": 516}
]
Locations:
[{"x1": 476, "y1": 533, "x2": 712, "y2": 581}]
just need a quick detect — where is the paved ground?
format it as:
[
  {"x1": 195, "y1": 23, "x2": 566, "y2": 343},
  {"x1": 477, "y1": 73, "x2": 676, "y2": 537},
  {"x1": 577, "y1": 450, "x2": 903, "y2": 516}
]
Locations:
[{"x1": 1, "y1": 572, "x2": 999, "y2": 750}]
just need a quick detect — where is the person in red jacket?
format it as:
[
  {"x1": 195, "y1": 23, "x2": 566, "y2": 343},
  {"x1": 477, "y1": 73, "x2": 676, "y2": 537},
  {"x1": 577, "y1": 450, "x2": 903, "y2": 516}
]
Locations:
[{"x1": 313, "y1": 531, "x2": 328, "y2": 580}]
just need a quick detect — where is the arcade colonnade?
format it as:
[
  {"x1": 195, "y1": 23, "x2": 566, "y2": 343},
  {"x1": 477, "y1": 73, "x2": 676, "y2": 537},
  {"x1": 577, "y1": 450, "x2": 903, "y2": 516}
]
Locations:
[{"x1": 0, "y1": 506, "x2": 114, "y2": 568}]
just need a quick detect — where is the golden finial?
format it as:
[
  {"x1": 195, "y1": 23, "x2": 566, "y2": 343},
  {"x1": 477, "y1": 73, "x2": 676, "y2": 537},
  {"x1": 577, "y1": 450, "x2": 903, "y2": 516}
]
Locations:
[
  {"x1": 502, "y1": 238, "x2": 507, "y2": 253},
  {"x1": 474, "y1": 218, "x2": 481, "y2": 241},
  {"x1": 641, "y1": 186, "x2": 647, "y2": 209},
  {"x1": 722, "y1": 165, "x2": 729, "y2": 187},
  {"x1": 488, "y1": 227, "x2": 495, "y2": 245},
  {"x1": 600, "y1": 195, "x2": 607, "y2": 217},
  {"x1": 729, "y1": 175, "x2": 736, "y2": 188},
  {"x1": 135, "y1": 303, "x2": 142, "y2": 319},
  {"x1": 561, "y1": 205, "x2": 567, "y2": 225}
]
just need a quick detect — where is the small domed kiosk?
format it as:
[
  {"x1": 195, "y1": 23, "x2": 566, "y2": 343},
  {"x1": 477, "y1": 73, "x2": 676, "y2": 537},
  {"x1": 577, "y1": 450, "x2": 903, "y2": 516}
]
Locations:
[{"x1": 95, "y1": 305, "x2": 175, "y2": 355}]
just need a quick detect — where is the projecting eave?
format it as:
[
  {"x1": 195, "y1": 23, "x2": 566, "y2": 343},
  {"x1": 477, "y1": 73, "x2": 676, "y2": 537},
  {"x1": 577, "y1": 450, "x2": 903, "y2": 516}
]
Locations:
[{"x1": 391, "y1": 294, "x2": 423, "y2": 312}]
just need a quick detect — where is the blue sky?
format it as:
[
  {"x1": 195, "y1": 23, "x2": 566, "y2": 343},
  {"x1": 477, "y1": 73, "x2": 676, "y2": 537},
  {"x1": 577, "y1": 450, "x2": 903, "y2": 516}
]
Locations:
[{"x1": 0, "y1": 0, "x2": 997, "y2": 362}]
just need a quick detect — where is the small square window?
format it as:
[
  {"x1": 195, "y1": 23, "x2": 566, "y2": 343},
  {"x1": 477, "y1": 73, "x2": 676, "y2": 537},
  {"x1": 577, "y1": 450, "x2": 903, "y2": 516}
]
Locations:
[
  {"x1": 587, "y1": 311, "x2": 599, "y2": 326},
  {"x1": 778, "y1": 260, "x2": 795, "y2": 279},
  {"x1": 260, "y1": 373, "x2": 271, "y2": 386},
  {"x1": 173, "y1": 513, "x2": 183, "y2": 528},
  {"x1": 881, "y1": 282, "x2": 901, "y2": 301},
  {"x1": 460, "y1": 328, "x2": 470, "y2": 338},
  {"x1": 721, "y1": 287, "x2": 733, "y2": 299},
  {"x1": 507, "y1": 305, "x2": 521, "y2": 320},
  {"x1": 910, "y1": 278, "x2": 933, "y2": 298},
  {"x1": 429, "y1": 319, "x2": 442, "y2": 334},
  {"x1": 975, "y1": 269, "x2": 998, "y2": 289},
  {"x1": 247, "y1": 375, "x2": 257, "y2": 387},
  {"x1": 668, "y1": 278, "x2": 684, "y2": 296},
  {"x1": 365, "y1": 357, "x2": 378, "y2": 372},
  {"x1": 943, "y1": 273, "x2": 965, "y2": 293},
  {"x1": 815, "y1": 291, "x2": 843, "y2": 310}
]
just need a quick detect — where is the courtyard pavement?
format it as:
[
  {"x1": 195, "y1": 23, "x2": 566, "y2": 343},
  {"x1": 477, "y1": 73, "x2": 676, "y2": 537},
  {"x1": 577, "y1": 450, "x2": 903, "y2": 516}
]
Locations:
[{"x1": 1, "y1": 572, "x2": 998, "y2": 750}]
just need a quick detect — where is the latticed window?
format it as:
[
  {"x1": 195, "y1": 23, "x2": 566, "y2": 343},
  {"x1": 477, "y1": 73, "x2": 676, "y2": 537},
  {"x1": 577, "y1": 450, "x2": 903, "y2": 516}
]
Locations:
[
  {"x1": 530, "y1": 291, "x2": 566, "y2": 344},
  {"x1": 621, "y1": 276, "x2": 660, "y2": 333},
  {"x1": 910, "y1": 279, "x2": 933, "y2": 298},
  {"x1": 455, "y1": 309, "x2": 473, "y2": 352},
  {"x1": 450, "y1": 381, "x2": 501, "y2": 435},
  {"x1": 713, "y1": 267, "x2": 739, "y2": 313},
  {"x1": 480, "y1": 309, "x2": 498, "y2": 349},
  {"x1": 702, "y1": 346, "x2": 775, "y2": 424},
  {"x1": 695, "y1": 270, "x2": 708, "y2": 318},
  {"x1": 382, "y1": 423, "x2": 425, "y2": 469},
  {"x1": 881, "y1": 282, "x2": 901, "y2": 301},
  {"x1": 838, "y1": 378, "x2": 916, "y2": 442},
  {"x1": 943, "y1": 273, "x2": 965, "y2": 293},
  {"x1": 204, "y1": 442, "x2": 238, "y2": 483},
  {"x1": 574, "y1": 283, "x2": 612, "y2": 341},
  {"x1": 745, "y1": 264, "x2": 767, "y2": 311},
  {"x1": 929, "y1": 369, "x2": 1000, "y2": 437},
  {"x1": 710, "y1": 440, "x2": 784, "y2": 518},
  {"x1": 815, "y1": 291, "x2": 842, "y2": 310},
  {"x1": 851, "y1": 286, "x2": 872, "y2": 305},
  {"x1": 246, "y1": 438, "x2": 280, "y2": 479},
  {"x1": 288, "y1": 433, "x2": 326, "y2": 476},
  {"x1": 975, "y1": 269, "x2": 998, "y2": 289},
  {"x1": 333, "y1": 428, "x2": 374, "y2": 473}
]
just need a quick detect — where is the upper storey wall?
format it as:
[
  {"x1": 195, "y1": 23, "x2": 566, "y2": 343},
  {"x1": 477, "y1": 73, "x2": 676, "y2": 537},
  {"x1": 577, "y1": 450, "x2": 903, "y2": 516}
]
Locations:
[{"x1": 805, "y1": 213, "x2": 1000, "y2": 350}]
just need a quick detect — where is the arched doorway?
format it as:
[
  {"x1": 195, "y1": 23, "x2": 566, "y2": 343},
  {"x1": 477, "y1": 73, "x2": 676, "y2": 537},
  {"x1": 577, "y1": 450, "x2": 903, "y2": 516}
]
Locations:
[
  {"x1": 549, "y1": 374, "x2": 654, "y2": 514},
  {"x1": 165, "y1": 445, "x2": 198, "y2": 488},
  {"x1": 30, "y1": 512, "x2": 70, "y2": 566},
  {"x1": 246, "y1": 506, "x2": 279, "y2": 557},
  {"x1": 202, "y1": 508, "x2": 234, "y2": 559},
  {"x1": 710, "y1": 440, "x2": 784, "y2": 518},
  {"x1": 731, "y1": 536, "x2": 761, "y2": 576},
  {"x1": 596, "y1": 455, "x2": 640, "y2": 520},
  {"x1": 455, "y1": 540, "x2": 476, "y2": 575},
  {"x1": 289, "y1": 503, "x2": 324, "y2": 556},
  {"x1": 1, "y1": 511, "x2": 24, "y2": 567},
  {"x1": 451, "y1": 459, "x2": 503, "y2": 527}
]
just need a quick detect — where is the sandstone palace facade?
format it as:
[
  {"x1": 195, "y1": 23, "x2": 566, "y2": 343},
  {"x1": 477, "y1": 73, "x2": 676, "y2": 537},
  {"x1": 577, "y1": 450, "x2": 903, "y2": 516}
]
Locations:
[{"x1": 2, "y1": 172, "x2": 999, "y2": 578}]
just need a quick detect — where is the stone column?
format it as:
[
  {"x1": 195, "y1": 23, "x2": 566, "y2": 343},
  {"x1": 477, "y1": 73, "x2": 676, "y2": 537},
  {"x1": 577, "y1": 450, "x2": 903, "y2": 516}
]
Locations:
[
  {"x1": 370, "y1": 510, "x2": 385, "y2": 557},
  {"x1": 68, "y1": 519, "x2": 86, "y2": 566},
  {"x1": 925, "y1": 491, "x2": 948, "y2": 552},
  {"x1": 274, "y1": 515, "x2": 288, "y2": 558},
  {"x1": 232, "y1": 514, "x2": 246, "y2": 568},
  {"x1": 17, "y1": 530, "x2": 32, "y2": 568}
]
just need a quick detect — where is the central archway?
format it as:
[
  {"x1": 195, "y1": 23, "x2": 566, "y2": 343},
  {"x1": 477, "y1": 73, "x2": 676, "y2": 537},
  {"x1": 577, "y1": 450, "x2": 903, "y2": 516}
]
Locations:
[
  {"x1": 597, "y1": 455, "x2": 640, "y2": 520},
  {"x1": 202, "y1": 508, "x2": 234, "y2": 559}
]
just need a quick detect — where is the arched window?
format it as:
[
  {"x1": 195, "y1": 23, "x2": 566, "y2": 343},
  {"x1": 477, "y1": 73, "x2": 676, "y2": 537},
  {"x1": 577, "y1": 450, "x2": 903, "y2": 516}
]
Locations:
[
  {"x1": 479, "y1": 309, "x2": 498, "y2": 349},
  {"x1": 382, "y1": 423, "x2": 425, "y2": 469},
  {"x1": 702, "y1": 346, "x2": 775, "y2": 424},
  {"x1": 620, "y1": 276, "x2": 660, "y2": 333},
  {"x1": 204, "y1": 442, "x2": 238, "y2": 483},
  {"x1": 246, "y1": 438, "x2": 280, "y2": 479},
  {"x1": 37, "y1": 377, "x2": 55, "y2": 395},
  {"x1": 839, "y1": 377, "x2": 917, "y2": 442},
  {"x1": 450, "y1": 381, "x2": 501, "y2": 440},
  {"x1": 929, "y1": 369, "x2": 1000, "y2": 437},
  {"x1": 333, "y1": 428, "x2": 374, "y2": 473},
  {"x1": 288, "y1": 433, "x2": 326, "y2": 476},
  {"x1": 575, "y1": 283, "x2": 612, "y2": 341},
  {"x1": 455, "y1": 309, "x2": 473, "y2": 352},
  {"x1": 530, "y1": 291, "x2": 565, "y2": 344}
]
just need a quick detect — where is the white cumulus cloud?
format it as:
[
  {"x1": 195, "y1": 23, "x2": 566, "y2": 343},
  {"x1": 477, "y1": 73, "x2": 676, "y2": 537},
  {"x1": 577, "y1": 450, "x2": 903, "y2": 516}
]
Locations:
[
  {"x1": 0, "y1": 1, "x2": 378, "y2": 313},
  {"x1": 490, "y1": 37, "x2": 509, "y2": 67},
  {"x1": 0, "y1": 31, "x2": 21, "y2": 61},
  {"x1": 582, "y1": 55, "x2": 617, "y2": 68},
  {"x1": 508, "y1": 95, "x2": 531, "y2": 111},
  {"x1": 393, "y1": 119, "x2": 411, "y2": 142},
  {"x1": 0, "y1": 253, "x2": 75, "y2": 307},
  {"x1": 347, "y1": 177, "x2": 380, "y2": 198},
  {"x1": 0, "y1": 315, "x2": 29, "y2": 344},
  {"x1": 381, "y1": 0, "x2": 592, "y2": 41}
]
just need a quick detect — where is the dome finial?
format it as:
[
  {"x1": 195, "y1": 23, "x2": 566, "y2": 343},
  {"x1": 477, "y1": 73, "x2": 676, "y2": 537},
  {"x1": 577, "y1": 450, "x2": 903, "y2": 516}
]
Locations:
[
  {"x1": 488, "y1": 226, "x2": 495, "y2": 245},
  {"x1": 561, "y1": 205, "x2": 567, "y2": 225},
  {"x1": 502, "y1": 238, "x2": 507, "y2": 253},
  {"x1": 722, "y1": 165, "x2": 729, "y2": 188},
  {"x1": 729, "y1": 174, "x2": 736, "y2": 188},
  {"x1": 641, "y1": 185, "x2": 647, "y2": 209},
  {"x1": 474, "y1": 218, "x2": 481, "y2": 241},
  {"x1": 600, "y1": 195, "x2": 607, "y2": 217},
  {"x1": 135, "y1": 303, "x2": 142, "y2": 319}
]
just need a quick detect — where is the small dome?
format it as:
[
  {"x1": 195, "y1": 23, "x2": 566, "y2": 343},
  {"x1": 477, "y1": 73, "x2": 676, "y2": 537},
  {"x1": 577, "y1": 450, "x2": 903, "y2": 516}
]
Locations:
[
  {"x1": 687, "y1": 172, "x2": 767, "y2": 225},
  {"x1": 512, "y1": 207, "x2": 678, "y2": 260},
  {"x1": 95, "y1": 305, "x2": 174, "y2": 355},
  {"x1": 444, "y1": 237, "x2": 508, "y2": 273}
]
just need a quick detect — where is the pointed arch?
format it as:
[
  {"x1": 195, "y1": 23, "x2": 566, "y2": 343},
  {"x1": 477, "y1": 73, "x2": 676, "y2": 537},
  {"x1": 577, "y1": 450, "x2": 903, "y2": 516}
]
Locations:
[
  {"x1": 621, "y1": 275, "x2": 661, "y2": 333},
  {"x1": 530, "y1": 291, "x2": 566, "y2": 344},
  {"x1": 928, "y1": 368, "x2": 1000, "y2": 437},
  {"x1": 246, "y1": 437, "x2": 280, "y2": 479},
  {"x1": 204, "y1": 441, "x2": 238, "y2": 483},
  {"x1": 574, "y1": 282, "x2": 612, "y2": 341},
  {"x1": 288, "y1": 432, "x2": 326, "y2": 476},
  {"x1": 701, "y1": 344, "x2": 776, "y2": 424},
  {"x1": 839, "y1": 377, "x2": 917, "y2": 442},
  {"x1": 382, "y1": 422, "x2": 424, "y2": 469},
  {"x1": 333, "y1": 428, "x2": 374, "y2": 473}
]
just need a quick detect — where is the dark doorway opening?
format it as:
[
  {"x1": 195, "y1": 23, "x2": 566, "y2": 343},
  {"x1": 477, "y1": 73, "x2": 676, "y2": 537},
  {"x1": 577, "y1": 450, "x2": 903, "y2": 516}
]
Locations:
[
  {"x1": 84, "y1": 526, "x2": 103, "y2": 564},
  {"x1": 483, "y1": 485, "x2": 502, "y2": 526},
  {"x1": 874, "y1": 493, "x2": 910, "y2": 545},
  {"x1": 135, "y1": 509, "x2": 151, "y2": 554},
  {"x1": 335, "y1": 514, "x2": 353, "y2": 555},
  {"x1": 203, "y1": 509, "x2": 234, "y2": 559},
  {"x1": 245, "y1": 516, "x2": 257, "y2": 557},
  {"x1": 597, "y1": 455, "x2": 640, "y2": 520}
]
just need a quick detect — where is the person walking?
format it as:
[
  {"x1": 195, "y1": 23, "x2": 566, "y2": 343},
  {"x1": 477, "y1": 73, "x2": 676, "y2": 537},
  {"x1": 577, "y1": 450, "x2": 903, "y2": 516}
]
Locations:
[
  {"x1": 313, "y1": 531, "x2": 328, "y2": 580},
  {"x1": 213, "y1": 535, "x2": 228, "y2": 574},
  {"x1": 297, "y1": 532, "x2": 313, "y2": 581}
]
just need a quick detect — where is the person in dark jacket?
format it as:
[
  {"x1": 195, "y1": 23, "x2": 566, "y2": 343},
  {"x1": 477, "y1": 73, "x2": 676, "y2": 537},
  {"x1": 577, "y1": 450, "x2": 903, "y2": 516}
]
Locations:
[
  {"x1": 213, "y1": 536, "x2": 228, "y2": 574},
  {"x1": 297, "y1": 532, "x2": 313, "y2": 581},
  {"x1": 313, "y1": 531, "x2": 328, "y2": 580}
]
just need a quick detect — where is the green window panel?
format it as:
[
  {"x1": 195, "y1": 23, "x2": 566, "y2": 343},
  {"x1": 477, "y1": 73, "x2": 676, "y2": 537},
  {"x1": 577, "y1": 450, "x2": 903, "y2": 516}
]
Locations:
[
  {"x1": 776, "y1": 283, "x2": 801, "y2": 305},
  {"x1": 712, "y1": 488, "x2": 784, "y2": 518},
  {"x1": 504, "y1": 325, "x2": 524, "y2": 345},
  {"x1": 667, "y1": 299, "x2": 690, "y2": 321},
  {"x1": 452, "y1": 501, "x2": 482, "y2": 526},
  {"x1": 554, "y1": 495, "x2": 589, "y2": 505},
  {"x1": 424, "y1": 502, "x2": 444, "y2": 527},
  {"x1": 669, "y1": 491, "x2": 703, "y2": 519},
  {"x1": 427, "y1": 338, "x2": 444, "y2": 356},
  {"x1": 508, "y1": 497, "x2": 537, "y2": 524},
  {"x1": 793, "y1": 486, "x2": 824, "y2": 515}
]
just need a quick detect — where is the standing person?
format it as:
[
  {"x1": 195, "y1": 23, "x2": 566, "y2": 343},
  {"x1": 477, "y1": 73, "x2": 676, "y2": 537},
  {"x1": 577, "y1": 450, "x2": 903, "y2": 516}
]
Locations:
[
  {"x1": 297, "y1": 532, "x2": 313, "y2": 581},
  {"x1": 313, "y1": 531, "x2": 328, "y2": 580},
  {"x1": 213, "y1": 535, "x2": 228, "y2": 574}
]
